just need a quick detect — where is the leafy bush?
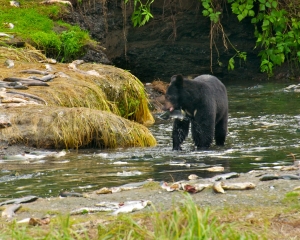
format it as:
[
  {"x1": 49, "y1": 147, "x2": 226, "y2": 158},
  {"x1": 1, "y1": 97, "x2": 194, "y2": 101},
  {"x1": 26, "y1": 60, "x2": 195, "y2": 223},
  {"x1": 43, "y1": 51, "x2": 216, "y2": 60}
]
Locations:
[
  {"x1": 60, "y1": 27, "x2": 89, "y2": 62},
  {"x1": 31, "y1": 31, "x2": 62, "y2": 57},
  {"x1": 228, "y1": 0, "x2": 300, "y2": 76},
  {"x1": 126, "y1": 0, "x2": 300, "y2": 77}
]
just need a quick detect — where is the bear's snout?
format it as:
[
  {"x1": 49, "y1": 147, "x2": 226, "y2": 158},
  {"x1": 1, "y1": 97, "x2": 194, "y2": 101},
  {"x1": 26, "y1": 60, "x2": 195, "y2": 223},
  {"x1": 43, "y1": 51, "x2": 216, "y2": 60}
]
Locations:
[{"x1": 162, "y1": 102, "x2": 174, "y2": 112}]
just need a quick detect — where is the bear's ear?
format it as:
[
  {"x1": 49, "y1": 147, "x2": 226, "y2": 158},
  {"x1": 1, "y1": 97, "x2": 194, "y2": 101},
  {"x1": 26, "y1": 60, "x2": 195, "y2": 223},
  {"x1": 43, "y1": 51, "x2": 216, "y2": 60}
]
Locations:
[{"x1": 171, "y1": 74, "x2": 184, "y2": 88}]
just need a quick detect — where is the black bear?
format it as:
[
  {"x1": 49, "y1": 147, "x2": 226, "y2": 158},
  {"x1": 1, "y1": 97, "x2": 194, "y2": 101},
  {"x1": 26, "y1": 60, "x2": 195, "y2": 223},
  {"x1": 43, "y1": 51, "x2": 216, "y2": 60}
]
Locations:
[{"x1": 163, "y1": 74, "x2": 228, "y2": 150}]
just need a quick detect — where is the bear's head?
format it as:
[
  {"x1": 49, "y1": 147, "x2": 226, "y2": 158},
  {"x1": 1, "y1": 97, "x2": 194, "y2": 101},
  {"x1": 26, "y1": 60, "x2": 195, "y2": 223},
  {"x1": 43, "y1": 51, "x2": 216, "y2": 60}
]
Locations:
[{"x1": 162, "y1": 74, "x2": 184, "y2": 112}]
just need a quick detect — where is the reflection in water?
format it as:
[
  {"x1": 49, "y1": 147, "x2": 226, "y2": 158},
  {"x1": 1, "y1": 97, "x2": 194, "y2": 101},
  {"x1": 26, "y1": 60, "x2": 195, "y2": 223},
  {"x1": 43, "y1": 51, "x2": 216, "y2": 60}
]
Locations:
[{"x1": 1, "y1": 82, "x2": 300, "y2": 198}]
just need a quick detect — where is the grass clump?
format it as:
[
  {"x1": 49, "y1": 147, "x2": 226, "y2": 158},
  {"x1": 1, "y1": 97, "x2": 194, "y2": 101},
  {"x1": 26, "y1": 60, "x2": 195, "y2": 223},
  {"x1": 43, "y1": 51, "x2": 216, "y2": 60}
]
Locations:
[
  {"x1": 1, "y1": 106, "x2": 156, "y2": 149},
  {"x1": 98, "y1": 194, "x2": 259, "y2": 240},
  {"x1": 77, "y1": 63, "x2": 155, "y2": 125},
  {"x1": 282, "y1": 191, "x2": 300, "y2": 209},
  {"x1": 0, "y1": 0, "x2": 92, "y2": 62}
]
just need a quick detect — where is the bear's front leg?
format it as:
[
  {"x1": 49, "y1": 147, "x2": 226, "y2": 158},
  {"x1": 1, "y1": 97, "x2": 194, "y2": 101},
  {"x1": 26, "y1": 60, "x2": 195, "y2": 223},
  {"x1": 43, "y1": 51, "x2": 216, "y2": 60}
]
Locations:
[
  {"x1": 191, "y1": 119, "x2": 214, "y2": 150},
  {"x1": 172, "y1": 119, "x2": 190, "y2": 150}
]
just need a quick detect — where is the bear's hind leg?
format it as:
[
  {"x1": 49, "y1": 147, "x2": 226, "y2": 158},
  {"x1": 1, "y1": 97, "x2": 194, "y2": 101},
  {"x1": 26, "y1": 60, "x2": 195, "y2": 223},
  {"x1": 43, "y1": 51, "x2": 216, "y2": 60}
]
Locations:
[
  {"x1": 172, "y1": 119, "x2": 190, "y2": 150},
  {"x1": 215, "y1": 118, "x2": 228, "y2": 146}
]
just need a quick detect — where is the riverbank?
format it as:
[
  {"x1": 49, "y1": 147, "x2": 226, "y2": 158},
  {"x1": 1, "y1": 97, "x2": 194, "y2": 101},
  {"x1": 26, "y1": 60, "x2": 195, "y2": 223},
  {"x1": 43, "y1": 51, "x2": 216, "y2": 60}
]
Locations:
[{"x1": 1, "y1": 167, "x2": 300, "y2": 239}]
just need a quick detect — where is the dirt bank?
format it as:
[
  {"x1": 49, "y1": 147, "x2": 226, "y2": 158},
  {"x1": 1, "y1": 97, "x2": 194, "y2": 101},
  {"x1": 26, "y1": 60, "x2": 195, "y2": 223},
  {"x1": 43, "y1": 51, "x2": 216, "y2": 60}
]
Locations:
[{"x1": 2, "y1": 168, "x2": 300, "y2": 219}]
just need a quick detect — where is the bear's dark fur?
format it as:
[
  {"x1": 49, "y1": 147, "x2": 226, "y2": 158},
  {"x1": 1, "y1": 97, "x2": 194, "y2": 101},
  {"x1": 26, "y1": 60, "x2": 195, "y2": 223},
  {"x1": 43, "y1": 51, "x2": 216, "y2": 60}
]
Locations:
[{"x1": 163, "y1": 74, "x2": 228, "y2": 150}]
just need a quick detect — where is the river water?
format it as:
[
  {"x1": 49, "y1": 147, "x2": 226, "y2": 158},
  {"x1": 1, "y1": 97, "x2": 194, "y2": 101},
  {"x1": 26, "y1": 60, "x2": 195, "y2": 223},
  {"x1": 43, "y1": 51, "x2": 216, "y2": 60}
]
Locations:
[{"x1": 1, "y1": 81, "x2": 300, "y2": 198}]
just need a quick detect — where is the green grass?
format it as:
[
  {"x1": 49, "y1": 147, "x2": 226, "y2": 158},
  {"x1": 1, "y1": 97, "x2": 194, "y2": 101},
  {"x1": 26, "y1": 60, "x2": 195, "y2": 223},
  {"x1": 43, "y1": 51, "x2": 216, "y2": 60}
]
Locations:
[
  {"x1": 98, "y1": 194, "x2": 259, "y2": 240},
  {"x1": 0, "y1": 195, "x2": 260, "y2": 240},
  {"x1": 0, "y1": 0, "x2": 92, "y2": 62}
]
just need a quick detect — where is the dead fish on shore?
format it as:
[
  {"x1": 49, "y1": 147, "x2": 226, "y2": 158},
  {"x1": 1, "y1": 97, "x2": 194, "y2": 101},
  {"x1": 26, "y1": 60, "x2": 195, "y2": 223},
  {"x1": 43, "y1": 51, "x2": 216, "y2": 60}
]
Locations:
[
  {"x1": 39, "y1": 58, "x2": 57, "y2": 64},
  {"x1": 0, "y1": 33, "x2": 14, "y2": 38},
  {"x1": 95, "y1": 183, "x2": 148, "y2": 194},
  {"x1": 188, "y1": 174, "x2": 199, "y2": 180},
  {"x1": 55, "y1": 71, "x2": 70, "y2": 78},
  {"x1": 293, "y1": 186, "x2": 300, "y2": 191},
  {"x1": 259, "y1": 174, "x2": 300, "y2": 181},
  {"x1": 3, "y1": 23, "x2": 14, "y2": 29},
  {"x1": 68, "y1": 59, "x2": 84, "y2": 70},
  {"x1": 160, "y1": 181, "x2": 176, "y2": 192},
  {"x1": 0, "y1": 114, "x2": 12, "y2": 128},
  {"x1": 29, "y1": 74, "x2": 56, "y2": 82},
  {"x1": 213, "y1": 181, "x2": 256, "y2": 194},
  {"x1": 193, "y1": 183, "x2": 213, "y2": 192},
  {"x1": 6, "y1": 91, "x2": 47, "y2": 105},
  {"x1": 280, "y1": 166, "x2": 299, "y2": 171},
  {"x1": 41, "y1": 0, "x2": 73, "y2": 7},
  {"x1": 3, "y1": 77, "x2": 50, "y2": 86},
  {"x1": 59, "y1": 191, "x2": 83, "y2": 197},
  {"x1": 210, "y1": 172, "x2": 240, "y2": 182},
  {"x1": 86, "y1": 70, "x2": 100, "y2": 76},
  {"x1": 1, "y1": 204, "x2": 21, "y2": 218},
  {"x1": 44, "y1": 64, "x2": 53, "y2": 71},
  {"x1": 280, "y1": 174, "x2": 300, "y2": 180},
  {"x1": 1, "y1": 96, "x2": 30, "y2": 104},
  {"x1": 10, "y1": 1, "x2": 20, "y2": 7},
  {"x1": 183, "y1": 184, "x2": 197, "y2": 193},
  {"x1": 4, "y1": 59, "x2": 14, "y2": 68},
  {"x1": 213, "y1": 181, "x2": 225, "y2": 193},
  {"x1": 111, "y1": 200, "x2": 151, "y2": 215},
  {"x1": 0, "y1": 82, "x2": 29, "y2": 89},
  {"x1": 19, "y1": 69, "x2": 49, "y2": 75},
  {"x1": 70, "y1": 200, "x2": 151, "y2": 215},
  {"x1": 96, "y1": 180, "x2": 152, "y2": 194},
  {"x1": 159, "y1": 109, "x2": 187, "y2": 120},
  {"x1": 221, "y1": 182, "x2": 256, "y2": 190},
  {"x1": 0, "y1": 195, "x2": 38, "y2": 206}
]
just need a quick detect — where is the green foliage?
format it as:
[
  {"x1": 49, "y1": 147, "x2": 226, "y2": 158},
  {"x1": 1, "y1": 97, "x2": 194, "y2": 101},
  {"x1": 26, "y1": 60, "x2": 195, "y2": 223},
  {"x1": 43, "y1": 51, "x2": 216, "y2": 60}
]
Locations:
[
  {"x1": 201, "y1": 0, "x2": 222, "y2": 23},
  {"x1": 228, "y1": 0, "x2": 300, "y2": 76},
  {"x1": 228, "y1": 51, "x2": 247, "y2": 70},
  {"x1": 201, "y1": 0, "x2": 247, "y2": 71},
  {"x1": 0, "y1": 0, "x2": 92, "y2": 62},
  {"x1": 0, "y1": 8, "x2": 55, "y2": 34},
  {"x1": 125, "y1": 0, "x2": 300, "y2": 77},
  {"x1": 31, "y1": 31, "x2": 61, "y2": 56},
  {"x1": 60, "y1": 27, "x2": 89, "y2": 62},
  {"x1": 282, "y1": 191, "x2": 300, "y2": 209},
  {"x1": 30, "y1": 27, "x2": 89, "y2": 62},
  {"x1": 125, "y1": 0, "x2": 154, "y2": 27},
  {"x1": 98, "y1": 194, "x2": 259, "y2": 239},
  {"x1": 0, "y1": 215, "x2": 89, "y2": 240},
  {"x1": 229, "y1": 0, "x2": 255, "y2": 21}
]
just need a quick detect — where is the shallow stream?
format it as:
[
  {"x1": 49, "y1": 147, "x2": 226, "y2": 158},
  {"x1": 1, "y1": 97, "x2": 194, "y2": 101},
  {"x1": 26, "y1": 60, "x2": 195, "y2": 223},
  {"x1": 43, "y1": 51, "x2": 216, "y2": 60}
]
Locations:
[{"x1": 1, "y1": 81, "x2": 300, "y2": 198}]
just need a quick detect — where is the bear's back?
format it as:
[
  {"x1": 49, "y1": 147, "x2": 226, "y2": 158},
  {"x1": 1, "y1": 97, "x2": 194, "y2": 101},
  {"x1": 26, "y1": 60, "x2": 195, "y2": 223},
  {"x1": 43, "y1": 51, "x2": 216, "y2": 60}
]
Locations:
[
  {"x1": 192, "y1": 74, "x2": 226, "y2": 94},
  {"x1": 193, "y1": 74, "x2": 221, "y2": 84}
]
